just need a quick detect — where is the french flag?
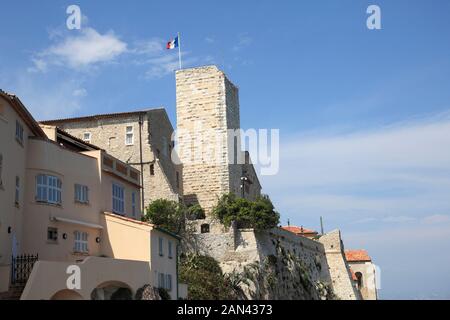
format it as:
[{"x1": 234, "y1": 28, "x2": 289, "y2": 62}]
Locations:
[{"x1": 166, "y1": 36, "x2": 179, "y2": 50}]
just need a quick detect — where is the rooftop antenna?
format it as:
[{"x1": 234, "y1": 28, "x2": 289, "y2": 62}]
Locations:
[{"x1": 320, "y1": 216, "x2": 324, "y2": 235}]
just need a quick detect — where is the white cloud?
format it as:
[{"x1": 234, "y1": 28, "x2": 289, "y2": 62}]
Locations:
[
  {"x1": 262, "y1": 113, "x2": 450, "y2": 220},
  {"x1": 31, "y1": 27, "x2": 127, "y2": 70}
]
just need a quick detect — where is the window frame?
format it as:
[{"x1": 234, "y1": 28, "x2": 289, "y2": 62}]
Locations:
[
  {"x1": 158, "y1": 237, "x2": 164, "y2": 257},
  {"x1": 15, "y1": 176, "x2": 20, "y2": 205},
  {"x1": 15, "y1": 120, "x2": 24, "y2": 145},
  {"x1": 36, "y1": 174, "x2": 62, "y2": 205},
  {"x1": 125, "y1": 126, "x2": 134, "y2": 146},
  {"x1": 74, "y1": 184, "x2": 89, "y2": 204},
  {"x1": 83, "y1": 132, "x2": 92, "y2": 143},
  {"x1": 74, "y1": 231, "x2": 89, "y2": 253},
  {"x1": 112, "y1": 182, "x2": 125, "y2": 215},
  {"x1": 47, "y1": 227, "x2": 58, "y2": 243},
  {"x1": 168, "y1": 241, "x2": 173, "y2": 259},
  {"x1": 131, "y1": 192, "x2": 136, "y2": 217},
  {"x1": 166, "y1": 274, "x2": 172, "y2": 291}
]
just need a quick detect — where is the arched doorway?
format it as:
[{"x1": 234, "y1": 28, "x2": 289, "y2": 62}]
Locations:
[
  {"x1": 50, "y1": 289, "x2": 83, "y2": 300},
  {"x1": 355, "y1": 272, "x2": 363, "y2": 289},
  {"x1": 91, "y1": 281, "x2": 133, "y2": 300}
]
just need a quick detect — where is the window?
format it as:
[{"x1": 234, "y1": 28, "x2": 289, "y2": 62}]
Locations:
[
  {"x1": 158, "y1": 273, "x2": 172, "y2": 291},
  {"x1": 47, "y1": 227, "x2": 58, "y2": 242},
  {"x1": 162, "y1": 136, "x2": 168, "y2": 157},
  {"x1": 176, "y1": 172, "x2": 180, "y2": 189},
  {"x1": 158, "y1": 273, "x2": 165, "y2": 289},
  {"x1": 166, "y1": 274, "x2": 172, "y2": 291},
  {"x1": 15, "y1": 176, "x2": 19, "y2": 205},
  {"x1": 150, "y1": 164, "x2": 155, "y2": 176},
  {"x1": 132, "y1": 192, "x2": 137, "y2": 217},
  {"x1": 36, "y1": 174, "x2": 62, "y2": 205},
  {"x1": 15, "y1": 120, "x2": 24, "y2": 144},
  {"x1": 83, "y1": 132, "x2": 91, "y2": 143},
  {"x1": 158, "y1": 237, "x2": 164, "y2": 256},
  {"x1": 0, "y1": 154, "x2": 3, "y2": 187},
  {"x1": 74, "y1": 231, "x2": 88, "y2": 253},
  {"x1": 201, "y1": 224, "x2": 210, "y2": 234},
  {"x1": 112, "y1": 183, "x2": 125, "y2": 214},
  {"x1": 125, "y1": 126, "x2": 134, "y2": 145},
  {"x1": 75, "y1": 184, "x2": 89, "y2": 204},
  {"x1": 168, "y1": 241, "x2": 173, "y2": 259}
]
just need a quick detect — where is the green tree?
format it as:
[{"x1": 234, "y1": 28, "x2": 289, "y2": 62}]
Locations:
[
  {"x1": 143, "y1": 199, "x2": 185, "y2": 234},
  {"x1": 186, "y1": 204, "x2": 206, "y2": 220},
  {"x1": 213, "y1": 194, "x2": 280, "y2": 230}
]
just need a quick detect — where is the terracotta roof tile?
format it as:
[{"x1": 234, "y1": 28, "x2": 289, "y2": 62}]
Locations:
[
  {"x1": 281, "y1": 225, "x2": 318, "y2": 235},
  {"x1": 345, "y1": 250, "x2": 372, "y2": 262}
]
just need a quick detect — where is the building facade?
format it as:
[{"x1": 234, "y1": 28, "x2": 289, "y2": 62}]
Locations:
[
  {"x1": 345, "y1": 249, "x2": 378, "y2": 300},
  {"x1": 176, "y1": 66, "x2": 262, "y2": 215},
  {"x1": 0, "y1": 91, "x2": 183, "y2": 300},
  {"x1": 41, "y1": 109, "x2": 182, "y2": 210}
]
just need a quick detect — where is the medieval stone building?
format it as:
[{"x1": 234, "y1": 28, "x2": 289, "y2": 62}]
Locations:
[{"x1": 176, "y1": 66, "x2": 262, "y2": 213}]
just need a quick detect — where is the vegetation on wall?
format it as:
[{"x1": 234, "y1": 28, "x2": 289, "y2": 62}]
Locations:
[
  {"x1": 212, "y1": 194, "x2": 280, "y2": 230},
  {"x1": 179, "y1": 254, "x2": 238, "y2": 300},
  {"x1": 143, "y1": 199, "x2": 185, "y2": 234},
  {"x1": 143, "y1": 199, "x2": 207, "y2": 235},
  {"x1": 186, "y1": 204, "x2": 206, "y2": 220}
]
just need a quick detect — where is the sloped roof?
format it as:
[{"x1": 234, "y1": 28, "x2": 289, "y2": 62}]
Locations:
[
  {"x1": 345, "y1": 250, "x2": 372, "y2": 262},
  {"x1": 40, "y1": 108, "x2": 163, "y2": 124},
  {"x1": 0, "y1": 90, "x2": 47, "y2": 138},
  {"x1": 282, "y1": 225, "x2": 318, "y2": 235}
]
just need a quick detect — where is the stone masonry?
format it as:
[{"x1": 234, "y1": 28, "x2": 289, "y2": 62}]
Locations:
[
  {"x1": 189, "y1": 225, "x2": 360, "y2": 300},
  {"x1": 176, "y1": 66, "x2": 262, "y2": 215}
]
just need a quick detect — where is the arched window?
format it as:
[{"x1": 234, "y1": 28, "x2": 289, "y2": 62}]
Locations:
[{"x1": 355, "y1": 272, "x2": 363, "y2": 289}]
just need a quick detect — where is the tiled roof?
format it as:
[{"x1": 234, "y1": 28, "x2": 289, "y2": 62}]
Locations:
[
  {"x1": 345, "y1": 250, "x2": 372, "y2": 262},
  {"x1": 282, "y1": 226, "x2": 318, "y2": 235},
  {"x1": 40, "y1": 108, "x2": 163, "y2": 124}
]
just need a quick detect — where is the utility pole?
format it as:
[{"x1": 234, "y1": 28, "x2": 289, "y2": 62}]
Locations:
[{"x1": 320, "y1": 216, "x2": 324, "y2": 235}]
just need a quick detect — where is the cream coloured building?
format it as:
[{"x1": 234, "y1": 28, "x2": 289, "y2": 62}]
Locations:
[
  {"x1": 345, "y1": 250, "x2": 378, "y2": 300},
  {"x1": 40, "y1": 109, "x2": 182, "y2": 210},
  {"x1": 0, "y1": 90, "x2": 184, "y2": 300}
]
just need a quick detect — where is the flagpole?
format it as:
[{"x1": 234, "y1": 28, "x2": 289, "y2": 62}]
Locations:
[{"x1": 177, "y1": 32, "x2": 182, "y2": 69}]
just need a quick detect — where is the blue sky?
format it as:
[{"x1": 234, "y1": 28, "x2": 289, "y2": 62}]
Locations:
[{"x1": 1, "y1": 0, "x2": 450, "y2": 299}]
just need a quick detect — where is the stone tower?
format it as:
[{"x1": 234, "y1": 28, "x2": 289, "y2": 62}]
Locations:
[{"x1": 176, "y1": 66, "x2": 260, "y2": 214}]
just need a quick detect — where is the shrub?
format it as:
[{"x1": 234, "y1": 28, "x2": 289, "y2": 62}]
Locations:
[
  {"x1": 158, "y1": 287, "x2": 171, "y2": 300},
  {"x1": 186, "y1": 204, "x2": 206, "y2": 220},
  {"x1": 179, "y1": 254, "x2": 236, "y2": 300},
  {"x1": 213, "y1": 194, "x2": 280, "y2": 230},
  {"x1": 143, "y1": 199, "x2": 185, "y2": 234}
]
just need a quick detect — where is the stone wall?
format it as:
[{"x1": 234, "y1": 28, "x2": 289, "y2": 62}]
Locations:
[
  {"x1": 176, "y1": 66, "x2": 261, "y2": 214},
  {"x1": 189, "y1": 224, "x2": 360, "y2": 300},
  {"x1": 319, "y1": 230, "x2": 361, "y2": 300}
]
